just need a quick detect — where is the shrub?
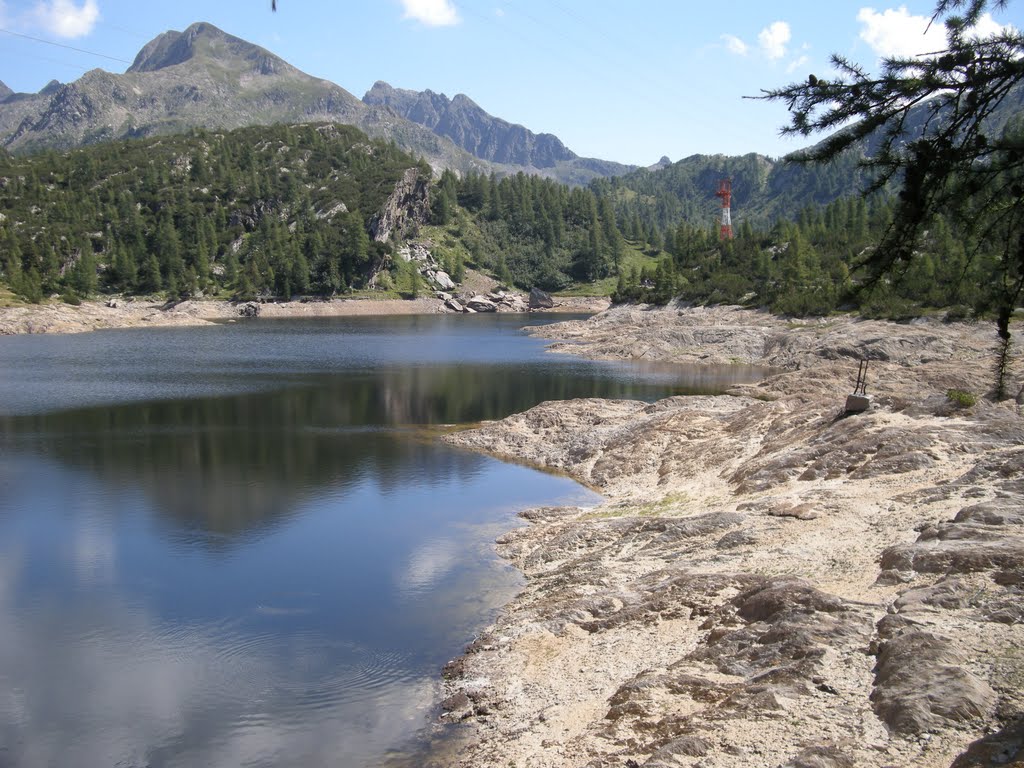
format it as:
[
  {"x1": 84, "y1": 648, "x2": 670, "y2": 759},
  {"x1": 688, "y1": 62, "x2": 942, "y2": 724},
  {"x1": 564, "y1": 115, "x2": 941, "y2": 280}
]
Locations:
[{"x1": 946, "y1": 389, "x2": 977, "y2": 408}]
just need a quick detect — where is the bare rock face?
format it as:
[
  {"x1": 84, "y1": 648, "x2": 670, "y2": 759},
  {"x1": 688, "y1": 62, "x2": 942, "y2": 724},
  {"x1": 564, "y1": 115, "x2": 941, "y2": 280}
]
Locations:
[
  {"x1": 369, "y1": 168, "x2": 429, "y2": 243},
  {"x1": 878, "y1": 490, "x2": 1024, "y2": 582},
  {"x1": 783, "y1": 744, "x2": 857, "y2": 768},
  {"x1": 871, "y1": 631, "x2": 995, "y2": 734},
  {"x1": 950, "y1": 717, "x2": 1024, "y2": 766},
  {"x1": 430, "y1": 306, "x2": 1024, "y2": 768}
]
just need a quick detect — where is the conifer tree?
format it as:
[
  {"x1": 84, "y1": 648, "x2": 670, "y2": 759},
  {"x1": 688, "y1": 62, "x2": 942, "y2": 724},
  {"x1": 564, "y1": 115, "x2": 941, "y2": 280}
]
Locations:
[{"x1": 759, "y1": 0, "x2": 1024, "y2": 396}]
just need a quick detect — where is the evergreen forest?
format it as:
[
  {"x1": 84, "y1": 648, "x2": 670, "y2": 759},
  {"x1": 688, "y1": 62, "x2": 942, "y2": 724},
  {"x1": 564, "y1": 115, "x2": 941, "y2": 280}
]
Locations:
[
  {"x1": 0, "y1": 123, "x2": 423, "y2": 303},
  {"x1": 0, "y1": 120, "x2": 1011, "y2": 320}
]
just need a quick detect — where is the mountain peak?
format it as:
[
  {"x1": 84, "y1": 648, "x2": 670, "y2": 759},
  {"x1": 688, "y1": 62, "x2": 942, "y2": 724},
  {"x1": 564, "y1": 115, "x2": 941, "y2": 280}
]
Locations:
[
  {"x1": 128, "y1": 22, "x2": 290, "y2": 76},
  {"x1": 0, "y1": 81, "x2": 13, "y2": 100},
  {"x1": 363, "y1": 82, "x2": 581, "y2": 170}
]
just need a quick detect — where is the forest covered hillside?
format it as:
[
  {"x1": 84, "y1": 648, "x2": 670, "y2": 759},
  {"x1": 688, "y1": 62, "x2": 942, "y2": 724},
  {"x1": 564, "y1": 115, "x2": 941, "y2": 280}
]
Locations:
[
  {"x1": 596, "y1": 83, "x2": 1024, "y2": 237},
  {"x1": 0, "y1": 116, "x2": 1004, "y2": 325},
  {"x1": 0, "y1": 122, "x2": 633, "y2": 303},
  {"x1": 0, "y1": 123, "x2": 423, "y2": 302}
]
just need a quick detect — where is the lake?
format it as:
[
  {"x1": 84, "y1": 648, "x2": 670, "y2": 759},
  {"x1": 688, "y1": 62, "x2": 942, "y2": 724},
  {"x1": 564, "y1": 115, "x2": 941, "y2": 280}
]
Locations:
[{"x1": 0, "y1": 313, "x2": 768, "y2": 767}]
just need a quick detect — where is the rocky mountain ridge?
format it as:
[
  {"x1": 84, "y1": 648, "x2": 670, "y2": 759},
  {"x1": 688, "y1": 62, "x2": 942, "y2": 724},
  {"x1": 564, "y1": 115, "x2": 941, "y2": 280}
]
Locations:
[
  {"x1": 363, "y1": 81, "x2": 635, "y2": 182},
  {"x1": 0, "y1": 23, "x2": 488, "y2": 176},
  {"x1": 0, "y1": 22, "x2": 630, "y2": 185}
]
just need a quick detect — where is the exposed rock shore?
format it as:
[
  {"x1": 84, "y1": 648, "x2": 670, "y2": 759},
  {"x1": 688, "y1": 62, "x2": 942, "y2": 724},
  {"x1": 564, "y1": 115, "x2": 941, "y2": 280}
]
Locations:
[
  {"x1": 0, "y1": 294, "x2": 607, "y2": 335},
  {"x1": 433, "y1": 304, "x2": 1024, "y2": 768}
]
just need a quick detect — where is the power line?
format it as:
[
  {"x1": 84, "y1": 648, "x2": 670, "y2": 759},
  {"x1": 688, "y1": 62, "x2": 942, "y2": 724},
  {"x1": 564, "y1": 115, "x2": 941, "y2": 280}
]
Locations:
[
  {"x1": 0, "y1": 28, "x2": 132, "y2": 64},
  {"x1": 4, "y1": 50, "x2": 93, "y2": 77}
]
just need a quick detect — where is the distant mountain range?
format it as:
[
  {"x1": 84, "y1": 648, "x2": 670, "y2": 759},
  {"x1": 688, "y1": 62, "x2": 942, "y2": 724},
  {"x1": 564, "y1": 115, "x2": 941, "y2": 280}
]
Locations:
[
  {"x1": 3, "y1": 20, "x2": 1020, "y2": 218},
  {"x1": 362, "y1": 81, "x2": 634, "y2": 184},
  {"x1": 0, "y1": 22, "x2": 635, "y2": 185}
]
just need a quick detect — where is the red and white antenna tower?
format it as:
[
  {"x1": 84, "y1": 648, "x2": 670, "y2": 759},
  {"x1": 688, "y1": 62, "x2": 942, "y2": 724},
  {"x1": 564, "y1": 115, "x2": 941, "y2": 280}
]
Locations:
[{"x1": 715, "y1": 178, "x2": 733, "y2": 240}]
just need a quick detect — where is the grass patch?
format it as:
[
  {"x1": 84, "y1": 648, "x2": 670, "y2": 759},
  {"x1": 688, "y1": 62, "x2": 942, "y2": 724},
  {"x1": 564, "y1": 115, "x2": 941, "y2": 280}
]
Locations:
[
  {"x1": 583, "y1": 492, "x2": 693, "y2": 520},
  {"x1": 946, "y1": 388, "x2": 977, "y2": 408},
  {"x1": 0, "y1": 286, "x2": 31, "y2": 308}
]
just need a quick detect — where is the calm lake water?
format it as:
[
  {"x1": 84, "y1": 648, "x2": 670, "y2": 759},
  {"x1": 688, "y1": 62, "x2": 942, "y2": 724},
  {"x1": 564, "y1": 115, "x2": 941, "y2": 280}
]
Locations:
[{"x1": 0, "y1": 314, "x2": 768, "y2": 768}]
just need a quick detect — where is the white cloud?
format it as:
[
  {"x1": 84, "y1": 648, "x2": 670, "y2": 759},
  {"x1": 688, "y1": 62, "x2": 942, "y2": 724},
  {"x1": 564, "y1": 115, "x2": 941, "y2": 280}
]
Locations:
[
  {"x1": 787, "y1": 54, "x2": 810, "y2": 73},
  {"x1": 399, "y1": 537, "x2": 458, "y2": 595},
  {"x1": 857, "y1": 6, "x2": 946, "y2": 57},
  {"x1": 30, "y1": 0, "x2": 99, "y2": 38},
  {"x1": 857, "y1": 6, "x2": 1015, "y2": 58},
  {"x1": 0, "y1": 571, "x2": 441, "y2": 767},
  {"x1": 400, "y1": 0, "x2": 460, "y2": 27},
  {"x1": 722, "y1": 33, "x2": 749, "y2": 56},
  {"x1": 758, "y1": 21, "x2": 791, "y2": 60},
  {"x1": 968, "y1": 12, "x2": 1016, "y2": 39}
]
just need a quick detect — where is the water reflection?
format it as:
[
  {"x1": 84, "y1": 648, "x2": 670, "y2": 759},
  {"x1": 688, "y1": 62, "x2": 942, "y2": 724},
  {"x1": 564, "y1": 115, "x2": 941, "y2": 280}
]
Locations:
[
  {"x1": 0, "y1": 551, "x2": 441, "y2": 768},
  {"x1": 0, "y1": 450, "x2": 581, "y2": 768},
  {"x1": 0, "y1": 356, "x2": 764, "y2": 544},
  {"x1": 0, "y1": 315, "x2": 769, "y2": 767}
]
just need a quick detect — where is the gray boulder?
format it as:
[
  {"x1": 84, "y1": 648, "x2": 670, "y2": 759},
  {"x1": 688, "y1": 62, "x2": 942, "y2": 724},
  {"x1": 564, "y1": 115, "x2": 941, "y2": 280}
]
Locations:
[
  {"x1": 466, "y1": 296, "x2": 498, "y2": 313},
  {"x1": 529, "y1": 287, "x2": 554, "y2": 309},
  {"x1": 432, "y1": 270, "x2": 456, "y2": 290}
]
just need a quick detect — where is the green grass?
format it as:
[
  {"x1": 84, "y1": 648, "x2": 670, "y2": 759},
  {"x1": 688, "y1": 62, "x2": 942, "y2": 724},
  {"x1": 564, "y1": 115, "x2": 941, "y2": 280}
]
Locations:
[{"x1": 0, "y1": 287, "x2": 30, "y2": 308}]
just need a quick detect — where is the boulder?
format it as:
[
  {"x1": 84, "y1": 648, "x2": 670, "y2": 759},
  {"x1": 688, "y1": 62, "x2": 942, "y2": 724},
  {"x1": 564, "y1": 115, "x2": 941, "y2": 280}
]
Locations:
[
  {"x1": 445, "y1": 298, "x2": 464, "y2": 313},
  {"x1": 466, "y1": 296, "x2": 498, "y2": 313},
  {"x1": 433, "y1": 270, "x2": 456, "y2": 290},
  {"x1": 238, "y1": 301, "x2": 261, "y2": 318},
  {"x1": 529, "y1": 287, "x2": 554, "y2": 309},
  {"x1": 497, "y1": 293, "x2": 529, "y2": 312}
]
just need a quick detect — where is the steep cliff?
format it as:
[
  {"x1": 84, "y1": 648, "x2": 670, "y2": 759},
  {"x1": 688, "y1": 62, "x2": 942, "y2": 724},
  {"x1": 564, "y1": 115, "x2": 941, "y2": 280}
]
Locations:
[{"x1": 370, "y1": 168, "x2": 431, "y2": 243}]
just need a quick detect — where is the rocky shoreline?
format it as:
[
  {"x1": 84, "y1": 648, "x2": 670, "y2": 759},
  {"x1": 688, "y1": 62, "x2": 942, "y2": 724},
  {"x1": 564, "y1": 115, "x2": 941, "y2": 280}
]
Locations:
[
  {"x1": 430, "y1": 304, "x2": 1024, "y2": 768},
  {"x1": 0, "y1": 294, "x2": 609, "y2": 336}
]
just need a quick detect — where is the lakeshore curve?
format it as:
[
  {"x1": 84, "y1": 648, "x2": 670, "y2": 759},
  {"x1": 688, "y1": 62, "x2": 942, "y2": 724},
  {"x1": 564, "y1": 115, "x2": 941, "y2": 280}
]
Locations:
[{"x1": 424, "y1": 304, "x2": 1024, "y2": 768}]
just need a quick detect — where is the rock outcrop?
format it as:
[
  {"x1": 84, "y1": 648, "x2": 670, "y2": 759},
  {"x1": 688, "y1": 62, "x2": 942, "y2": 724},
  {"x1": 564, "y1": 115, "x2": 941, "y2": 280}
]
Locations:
[
  {"x1": 0, "y1": 23, "x2": 493, "y2": 177},
  {"x1": 363, "y1": 81, "x2": 577, "y2": 169},
  {"x1": 396, "y1": 241, "x2": 455, "y2": 292},
  {"x1": 370, "y1": 168, "x2": 429, "y2": 243},
  {"x1": 425, "y1": 305, "x2": 1024, "y2": 768},
  {"x1": 362, "y1": 81, "x2": 635, "y2": 184}
]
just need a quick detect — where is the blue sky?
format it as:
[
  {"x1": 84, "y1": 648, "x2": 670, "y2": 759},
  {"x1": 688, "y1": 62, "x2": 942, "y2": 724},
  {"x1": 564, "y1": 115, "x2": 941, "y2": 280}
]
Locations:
[{"x1": 0, "y1": 0, "x2": 1020, "y2": 165}]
